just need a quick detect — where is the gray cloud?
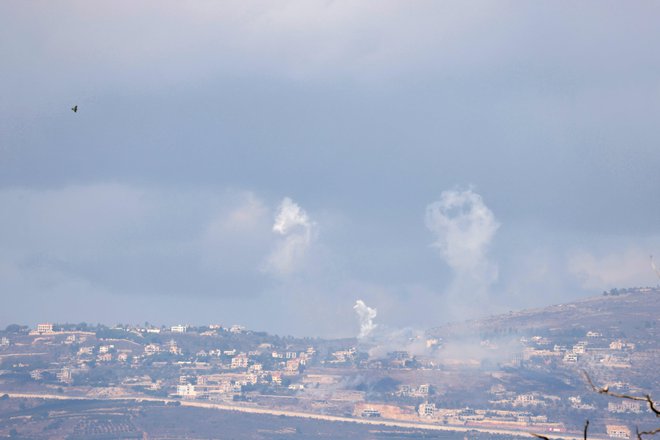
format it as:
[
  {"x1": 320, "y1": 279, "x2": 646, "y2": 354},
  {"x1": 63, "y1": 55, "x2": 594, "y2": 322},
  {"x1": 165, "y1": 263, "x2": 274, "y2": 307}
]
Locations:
[
  {"x1": 0, "y1": 185, "x2": 274, "y2": 300},
  {"x1": 1, "y1": 2, "x2": 660, "y2": 336}
]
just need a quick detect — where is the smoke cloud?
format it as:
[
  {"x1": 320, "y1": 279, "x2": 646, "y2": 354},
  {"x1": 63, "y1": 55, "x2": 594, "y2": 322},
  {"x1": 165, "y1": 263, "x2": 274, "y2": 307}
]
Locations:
[
  {"x1": 425, "y1": 188, "x2": 500, "y2": 317},
  {"x1": 651, "y1": 255, "x2": 660, "y2": 280},
  {"x1": 264, "y1": 197, "x2": 317, "y2": 276},
  {"x1": 425, "y1": 188, "x2": 499, "y2": 275},
  {"x1": 353, "y1": 299, "x2": 377, "y2": 339}
]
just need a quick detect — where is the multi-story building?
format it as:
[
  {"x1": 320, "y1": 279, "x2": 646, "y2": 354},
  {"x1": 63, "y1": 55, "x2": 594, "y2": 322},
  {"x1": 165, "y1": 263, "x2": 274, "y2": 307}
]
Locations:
[
  {"x1": 419, "y1": 402, "x2": 436, "y2": 417},
  {"x1": 171, "y1": 325, "x2": 187, "y2": 333},
  {"x1": 608, "y1": 401, "x2": 642, "y2": 413},
  {"x1": 57, "y1": 368, "x2": 73, "y2": 384},
  {"x1": 176, "y1": 383, "x2": 197, "y2": 398},
  {"x1": 231, "y1": 354, "x2": 249, "y2": 369},
  {"x1": 606, "y1": 425, "x2": 631, "y2": 439},
  {"x1": 144, "y1": 344, "x2": 160, "y2": 355},
  {"x1": 36, "y1": 323, "x2": 54, "y2": 334}
]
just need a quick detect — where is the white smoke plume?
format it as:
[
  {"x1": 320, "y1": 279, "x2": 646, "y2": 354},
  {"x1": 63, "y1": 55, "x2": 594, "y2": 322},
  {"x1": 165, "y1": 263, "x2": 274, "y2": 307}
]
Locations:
[
  {"x1": 264, "y1": 197, "x2": 317, "y2": 276},
  {"x1": 354, "y1": 299, "x2": 377, "y2": 339},
  {"x1": 425, "y1": 188, "x2": 500, "y2": 317},
  {"x1": 651, "y1": 255, "x2": 660, "y2": 280},
  {"x1": 425, "y1": 188, "x2": 499, "y2": 275}
]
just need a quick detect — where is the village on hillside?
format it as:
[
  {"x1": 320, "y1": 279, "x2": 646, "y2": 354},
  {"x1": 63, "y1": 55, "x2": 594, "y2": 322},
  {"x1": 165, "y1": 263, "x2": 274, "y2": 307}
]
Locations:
[{"x1": 1, "y1": 287, "x2": 659, "y2": 439}]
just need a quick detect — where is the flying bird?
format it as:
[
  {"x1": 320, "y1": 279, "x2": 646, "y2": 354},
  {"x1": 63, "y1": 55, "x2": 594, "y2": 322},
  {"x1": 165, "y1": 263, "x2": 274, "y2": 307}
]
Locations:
[{"x1": 71, "y1": 105, "x2": 78, "y2": 113}]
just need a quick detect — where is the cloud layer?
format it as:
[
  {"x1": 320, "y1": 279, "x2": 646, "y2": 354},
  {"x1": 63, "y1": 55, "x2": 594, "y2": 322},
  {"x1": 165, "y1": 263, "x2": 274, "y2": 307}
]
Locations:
[{"x1": 2, "y1": 2, "x2": 660, "y2": 336}]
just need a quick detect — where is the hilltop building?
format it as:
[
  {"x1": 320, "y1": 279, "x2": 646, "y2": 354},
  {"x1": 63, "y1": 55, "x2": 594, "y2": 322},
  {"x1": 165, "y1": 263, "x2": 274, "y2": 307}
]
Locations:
[
  {"x1": 36, "y1": 323, "x2": 54, "y2": 334},
  {"x1": 171, "y1": 325, "x2": 187, "y2": 333}
]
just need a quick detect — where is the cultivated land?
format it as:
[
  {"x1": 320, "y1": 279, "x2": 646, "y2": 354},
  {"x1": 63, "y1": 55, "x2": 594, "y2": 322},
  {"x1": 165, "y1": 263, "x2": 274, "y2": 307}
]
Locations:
[{"x1": 1, "y1": 287, "x2": 658, "y2": 439}]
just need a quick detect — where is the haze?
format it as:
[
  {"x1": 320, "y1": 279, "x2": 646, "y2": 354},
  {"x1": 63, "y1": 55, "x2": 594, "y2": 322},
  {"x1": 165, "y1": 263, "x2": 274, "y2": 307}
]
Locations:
[{"x1": 1, "y1": 1, "x2": 659, "y2": 337}]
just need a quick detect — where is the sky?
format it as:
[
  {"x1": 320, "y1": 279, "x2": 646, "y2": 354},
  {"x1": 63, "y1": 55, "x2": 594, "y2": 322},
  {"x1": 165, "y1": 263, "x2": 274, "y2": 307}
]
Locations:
[{"x1": 1, "y1": 1, "x2": 660, "y2": 338}]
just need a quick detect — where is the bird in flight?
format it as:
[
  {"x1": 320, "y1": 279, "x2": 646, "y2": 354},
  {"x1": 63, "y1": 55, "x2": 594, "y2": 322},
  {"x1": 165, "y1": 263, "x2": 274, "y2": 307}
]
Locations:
[{"x1": 71, "y1": 105, "x2": 78, "y2": 113}]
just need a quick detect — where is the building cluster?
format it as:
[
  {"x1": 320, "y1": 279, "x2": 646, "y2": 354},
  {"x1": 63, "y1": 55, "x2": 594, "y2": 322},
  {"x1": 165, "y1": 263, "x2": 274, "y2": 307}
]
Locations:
[
  {"x1": 14, "y1": 322, "x2": 320, "y2": 403},
  {"x1": 1, "y1": 301, "x2": 655, "y2": 440},
  {"x1": 417, "y1": 404, "x2": 564, "y2": 432},
  {"x1": 519, "y1": 330, "x2": 637, "y2": 369}
]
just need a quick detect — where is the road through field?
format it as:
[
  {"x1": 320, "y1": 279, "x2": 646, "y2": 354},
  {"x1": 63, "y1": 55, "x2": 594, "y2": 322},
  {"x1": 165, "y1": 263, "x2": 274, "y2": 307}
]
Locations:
[{"x1": 1, "y1": 391, "x2": 599, "y2": 440}]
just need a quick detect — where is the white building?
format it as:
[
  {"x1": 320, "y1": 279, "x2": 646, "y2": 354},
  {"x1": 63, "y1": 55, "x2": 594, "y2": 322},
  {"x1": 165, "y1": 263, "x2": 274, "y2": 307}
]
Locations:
[
  {"x1": 229, "y1": 325, "x2": 245, "y2": 334},
  {"x1": 171, "y1": 324, "x2": 187, "y2": 333},
  {"x1": 419, "y1": 402, "x2": 436, "y2": 417},
  {"x1": 572, "y1": 341, "x2": 587, "y2": 354},
  {"x1": 176, "y1": 383, "x2": 197, "y2": 398},
  {"x1": 608, "y1": 400, "x2": 642, "y2": 413},
  {"x1": 99, "y1": 345, "x2": 114, "y2": 354},
  {"x1": 606, "y1": 425, "x2": 631, "y2": 439},
  {"x1": 514, "y1": 394, "x2": 538, "y2": 406},
  {"x1": 36, "y1": 323, "x2": 54, "y2": 334},
  {"x1": 57, "y1": 368, "x2": 73, "y2": 384},
  {"x1": 231, "y1": 354, "x2": 249, "y2": 369},
  {"x1": 144, "y1": 344, "x2": 160, "y2": 355}
]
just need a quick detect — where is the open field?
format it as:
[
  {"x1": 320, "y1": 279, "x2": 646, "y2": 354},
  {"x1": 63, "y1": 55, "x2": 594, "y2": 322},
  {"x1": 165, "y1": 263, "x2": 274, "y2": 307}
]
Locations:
[{"x1": 0, "y1": 392, "x2": 600, "y2": 440}]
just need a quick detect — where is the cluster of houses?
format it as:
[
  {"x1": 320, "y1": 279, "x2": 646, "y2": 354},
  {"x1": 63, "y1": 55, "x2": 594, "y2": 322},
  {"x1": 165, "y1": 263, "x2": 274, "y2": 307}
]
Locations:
[
  {"x1": 3, "y1": 320, "x2": 653, "y2": 440},
  {"x1": 520, "y1": 330, "x2": 636, "y2": 369}
]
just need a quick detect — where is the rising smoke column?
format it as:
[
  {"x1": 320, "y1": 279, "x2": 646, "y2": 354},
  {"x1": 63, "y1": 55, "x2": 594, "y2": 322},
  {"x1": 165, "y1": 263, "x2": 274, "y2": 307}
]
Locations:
[
  {"x1": 354, "y1": 299, "x2": 377, "y2": 339},
  {"x1": 425, "y1": 188, "x2": 500, "y2": 316},
  {"x1": 264, "y1": 197, "x2": 317, "y2": 276},
  {"x1": 651, "y1": 255, "x2": 660, "y2": 280}
]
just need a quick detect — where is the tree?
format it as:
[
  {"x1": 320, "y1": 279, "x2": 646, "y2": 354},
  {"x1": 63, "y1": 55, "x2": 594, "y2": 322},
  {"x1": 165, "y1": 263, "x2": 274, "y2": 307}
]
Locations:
[{"x1": 531, "y1": 371, "x2": 659, "y2": 440}]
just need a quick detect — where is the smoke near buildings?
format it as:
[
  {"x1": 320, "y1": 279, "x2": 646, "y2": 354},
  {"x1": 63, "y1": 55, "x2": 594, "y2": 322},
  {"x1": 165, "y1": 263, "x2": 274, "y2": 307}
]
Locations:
[{"x1": 353, "y1": 299, "x2": 377, "y2": 339}]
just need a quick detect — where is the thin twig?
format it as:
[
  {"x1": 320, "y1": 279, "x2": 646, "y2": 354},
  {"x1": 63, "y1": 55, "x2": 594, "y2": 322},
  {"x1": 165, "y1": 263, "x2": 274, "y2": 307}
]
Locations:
[
  {"x1": 582, "y1": 370, "x2": 659, "y2": 416},
  {"x1": 637, "y1": 426, "x2": 660, "y2": 440}
]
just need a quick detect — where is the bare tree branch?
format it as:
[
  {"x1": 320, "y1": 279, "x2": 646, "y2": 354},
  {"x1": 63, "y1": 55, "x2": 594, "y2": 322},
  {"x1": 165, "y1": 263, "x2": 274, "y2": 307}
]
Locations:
[
  {"x1": 582, "y1": 370, "x2": 659, "y2": 417},
  {"x1": 637, "y1": 427, "x2": 660, "y2": 440},
  {"x1": 529, "y1": 372, "x2": 658, "y2": 440}
]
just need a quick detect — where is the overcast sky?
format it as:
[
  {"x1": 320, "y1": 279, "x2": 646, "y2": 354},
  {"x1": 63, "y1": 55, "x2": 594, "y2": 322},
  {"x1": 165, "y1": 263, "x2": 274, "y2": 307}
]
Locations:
[{"x1": 1, "y1": 1, "x2": 659, "y2": 337}]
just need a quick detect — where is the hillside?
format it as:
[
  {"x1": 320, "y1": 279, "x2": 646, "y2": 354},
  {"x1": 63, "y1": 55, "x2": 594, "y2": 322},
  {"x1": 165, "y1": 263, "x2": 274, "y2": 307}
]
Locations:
[{"x1": 429, "y1": 287, "x2": 660, "y2": 344}]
